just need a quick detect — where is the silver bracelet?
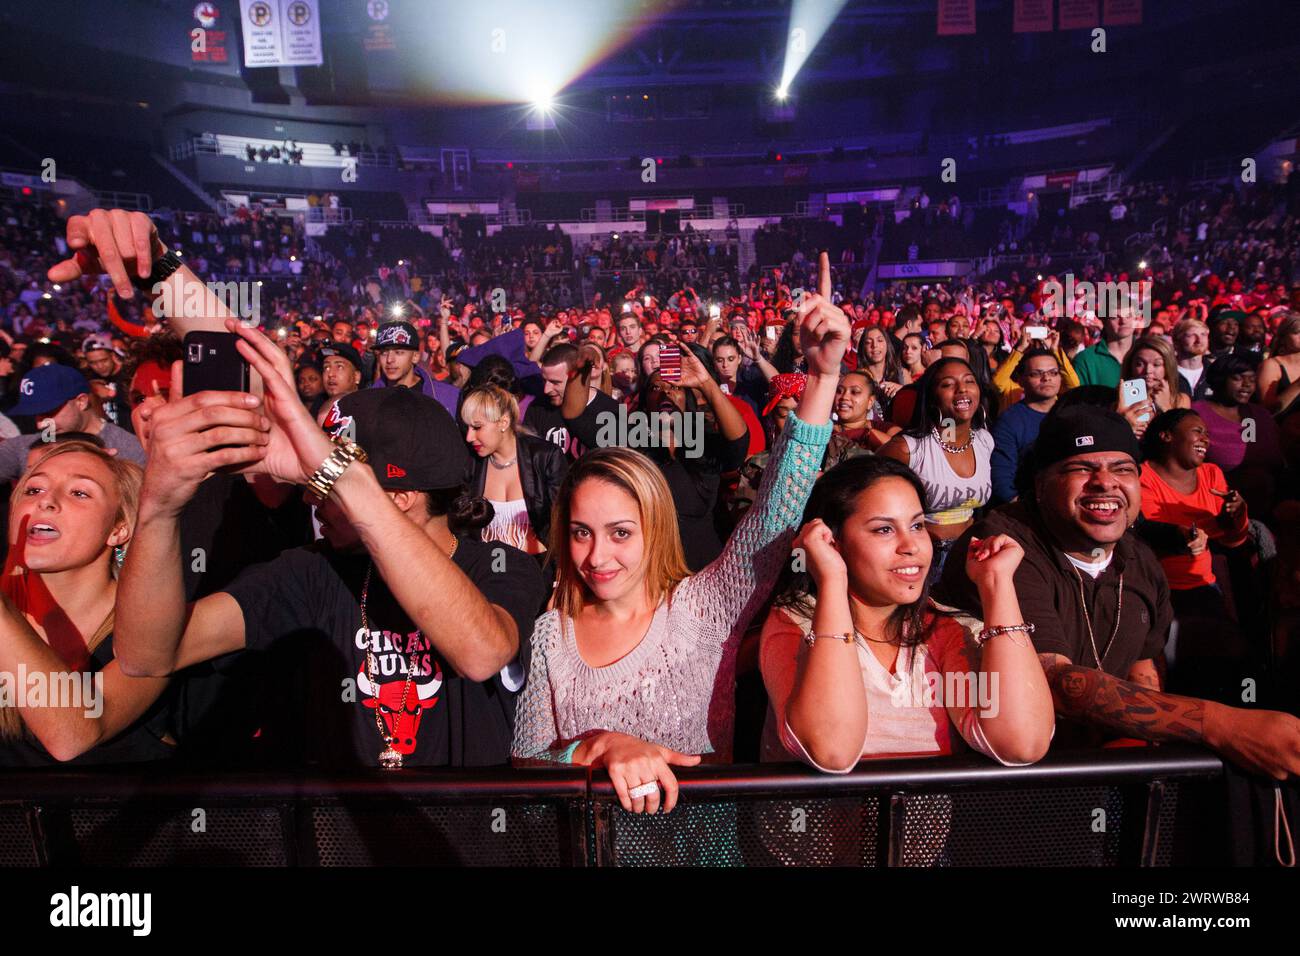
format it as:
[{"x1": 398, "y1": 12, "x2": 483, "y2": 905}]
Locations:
[
  {"x1": 974, "y1": 622, "x2": 1035, "y2": 648},
  {"x1": 803, "y1": 631, "x2": 854, "y2": 648}
]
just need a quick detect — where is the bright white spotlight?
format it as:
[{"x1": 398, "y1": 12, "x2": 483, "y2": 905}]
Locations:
[
  {"x1": 775, "y1": 86, "x2": 789, "y2": 101},
  {"x1": 778, "y1": 0, "x2": 850, "y2": 97},
  {"x1": 533, "y1": 95, "x2": 554, "y2": 114}
]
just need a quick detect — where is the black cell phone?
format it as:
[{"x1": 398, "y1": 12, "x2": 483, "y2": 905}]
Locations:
[{"x1": 182, "y1": 331, "x2": 251, "y2": 396}]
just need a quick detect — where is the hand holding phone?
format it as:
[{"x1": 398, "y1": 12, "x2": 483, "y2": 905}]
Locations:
[
  {"x1": 659, "y1": 344, "x2": 682, "y2": 383},
  {"x1": 183, "y1": 331, "x2": 251, "y2": 396},
  {"x1": 1120, "y1": 378, "x2": 1151, "y2": 423}
]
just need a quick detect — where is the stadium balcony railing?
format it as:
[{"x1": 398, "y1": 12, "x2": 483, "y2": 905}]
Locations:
[
  {"x1": 170, "y1": 136, "x2": 396, "y2": 171},
  {"x1": 0, "y1": 746, "x2": 1225, "y2": 867},
  {"x1": 580, "y1": 204, "x2": 745, "y2": 223}
]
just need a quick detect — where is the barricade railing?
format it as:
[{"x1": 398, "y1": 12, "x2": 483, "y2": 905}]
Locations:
[{"x1": 0, "y1": 746, "x2": 1224, "y2": 867}]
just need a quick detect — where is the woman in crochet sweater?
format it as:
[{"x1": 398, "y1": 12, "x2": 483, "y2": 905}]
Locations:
[{"x1": 512, "y1": 256, "x2": 849, "y2": 814}]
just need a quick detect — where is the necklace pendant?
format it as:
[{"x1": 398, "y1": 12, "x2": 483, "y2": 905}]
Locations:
[{"x1": 378, "y1": 746, "x2": 404, "y2": 770}]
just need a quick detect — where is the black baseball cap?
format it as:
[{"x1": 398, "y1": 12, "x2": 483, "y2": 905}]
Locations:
[
  {"x1": 319, "y1": 342, "x2": 363, "y2": 372},
  {"x1": 1030, "y1": 406, "x2": 1139, "y2": 472},
  {"x1": 328, "y1": 388, "x2": 468, "y2": 491},
  {"x1": 374, "y1": 321, "x2": 419, "y2": 351}
]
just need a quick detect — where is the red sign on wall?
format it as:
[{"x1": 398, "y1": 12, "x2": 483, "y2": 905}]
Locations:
[
  {"x1": 1013, "y1": 0, "x2": 1053, "y2": 32},
  {"x1": 1058, "y1": 0, "x2": 1100, "y2": 30},
  {"x1": 937, "y1": 0, "x2": 976, "y2": 35},
  {"x1": 1102, "y1": 0, "x2": 1142, "y2": 26}
]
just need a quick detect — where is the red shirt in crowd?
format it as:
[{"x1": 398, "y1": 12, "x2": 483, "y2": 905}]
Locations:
[{"x1": 1138, "y1": 462, "x2": 1249, "y2": 590}]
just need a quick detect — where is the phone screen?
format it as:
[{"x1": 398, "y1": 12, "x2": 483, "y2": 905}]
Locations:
[{"x1": 659, "y1": 344, "x2": 682, "y2": 382}]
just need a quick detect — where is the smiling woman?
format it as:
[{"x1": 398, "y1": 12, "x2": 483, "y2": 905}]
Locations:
[
  {"x1": 1136, "y1": 409, "x2": 1253, "y2": 699},
  {"x1": 511, "y1": 272, "x2": 848, "y2": 816},
  {"x1": 879, "y1": 357, "x2": 995, "y2": 581},
  {"x1": 760, "y1": 455, "x2": 1053, "y2": 774},
  {"x1": 0, "y1": 441, "x2": 172, "y2": 766}
]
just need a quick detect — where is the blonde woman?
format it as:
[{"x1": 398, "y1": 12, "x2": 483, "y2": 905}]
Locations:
[
  {"x1": 512, "y1": 261, "x2": 849, "y2": 814},
  {"x1": 0, "y1": 441, "x2": 171, "y2": 765},
  {"x1": 580, "y1": 343, "x2": 613, "y2": 397},
  {"x1": 1257, "y1": 313, "x2": 1300, "y2": 412},
  {"x1": 1122, "y1": 335, "x2": 1191, "y2": 414},
  {"x1": 462, "y1": 385, "x2": 568, "y2": 555}
]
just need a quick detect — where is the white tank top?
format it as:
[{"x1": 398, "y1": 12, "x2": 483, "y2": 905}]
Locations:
[
  {"x1": 483, "y1": 498, "x2": 536, "y2": 551},
  {"x1": 902, "y1": 429, "x2": 994, "y2": 525}
]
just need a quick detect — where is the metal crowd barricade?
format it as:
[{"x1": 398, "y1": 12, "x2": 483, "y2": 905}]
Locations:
[
  {"x1": 0, "y1": 747, "x2": 1224, "y2": 867},
  {"x1": 592, "y1": 747, "x2": 1226, "y2": 867},
  {"x1": 0, "y1": 769, "x2": 589, "y2": 867}
]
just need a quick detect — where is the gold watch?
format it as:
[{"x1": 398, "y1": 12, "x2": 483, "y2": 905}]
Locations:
[{"x1": 306, "y1": 439, "x2": 368, "y2": 501}]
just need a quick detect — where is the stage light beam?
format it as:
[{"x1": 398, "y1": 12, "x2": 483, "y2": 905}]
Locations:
[{"x1": 778, "y1": 0, "x2": 850, "y2": 98}]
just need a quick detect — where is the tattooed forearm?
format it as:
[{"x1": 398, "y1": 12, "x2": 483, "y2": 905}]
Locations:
[{"x1": 1038, "y1": 654, "x2": 1205, "y2": 743}]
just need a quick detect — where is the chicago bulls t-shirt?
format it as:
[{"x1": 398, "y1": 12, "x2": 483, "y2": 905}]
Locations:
[{"x1": 223, "y1": 537, "x2": 546, "y2": 768}]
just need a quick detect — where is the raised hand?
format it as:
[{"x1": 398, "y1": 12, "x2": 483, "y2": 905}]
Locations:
[
  {"x1": 795, "y1": 253, "x2": 850, "y2": 378},
  {"x1": 226, "y1": 318, "x2": 334, "y2": 485},
  {"x1": 734, "y1": 324, "x2": 761, "y2": 360},
  {"x1": 47, "y1": 208, "x2": 167, "y2": 300},
  {"x1": 138, "y1": 361, "x2": 270, "y2": 520},
  {"x1": 793, "y1": 518, "x2": 847, "y2": 588},
  {"x1": 966, "y1": 534, "x2": 1025, "y2": 589},
  {"x1": 676, "y1": 346, "x2": 713, "y2": 389},
  {"x1": 1118, "y1": 398, "x2": 1155, "y2": 439}
]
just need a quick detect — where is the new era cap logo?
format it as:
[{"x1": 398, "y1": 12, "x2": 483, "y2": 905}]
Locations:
[
  {"x1": 386, "y1": 464, "x2": 406, "y2": 479},
  {"x1": 1075, "y1": 435, "x2": 1095, "y2": 447}
]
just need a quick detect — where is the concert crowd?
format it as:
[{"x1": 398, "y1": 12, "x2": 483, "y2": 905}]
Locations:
[{"x1": 1, "y1": 186, "x2": 1298, "y2": 822}]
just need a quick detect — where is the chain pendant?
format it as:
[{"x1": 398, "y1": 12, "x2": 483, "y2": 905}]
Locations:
[{"x1": 378, "y1": 745, "x2": 404, "y2": 770}]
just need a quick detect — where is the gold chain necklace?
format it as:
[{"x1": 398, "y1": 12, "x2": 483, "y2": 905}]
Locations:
[
  {"x1": 361, "y1": 536, "x2": 459, "y2": 770},
  {"x1": 1072, "y1": 565, "x2": 1123, "y2": 668}
]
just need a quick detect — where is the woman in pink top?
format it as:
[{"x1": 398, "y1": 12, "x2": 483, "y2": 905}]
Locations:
[{"x1": 760, "y1": 455, "x2": 1054, "y2": 773}]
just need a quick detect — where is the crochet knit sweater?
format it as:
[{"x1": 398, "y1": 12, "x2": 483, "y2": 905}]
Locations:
[{"x1": 511, "y1": 412, "x2": 833, "y2": 762}]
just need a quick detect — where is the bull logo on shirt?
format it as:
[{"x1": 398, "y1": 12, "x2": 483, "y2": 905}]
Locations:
[
  {"x1": 321, "y1": 401, "x2": 355, "y2": 441},
  {"x1": 356, "y1": 662, "x2": 443, "y2": 756}
]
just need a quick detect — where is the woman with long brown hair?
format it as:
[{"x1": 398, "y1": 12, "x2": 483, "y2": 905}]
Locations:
[
  {"x1": 1121, "y1": 335, "x2": 1191, "y2": 414},
  {"x1": 0, "y1": 440, "x2": 170, "y2": 764},
  {"x1": 512, "y1": 261, "x2": 849, "y2": 815}
]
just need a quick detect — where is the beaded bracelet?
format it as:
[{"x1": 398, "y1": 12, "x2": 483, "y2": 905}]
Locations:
[{"x1": 974, "y1": 622, "x2": 1035, "y2": 648}]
